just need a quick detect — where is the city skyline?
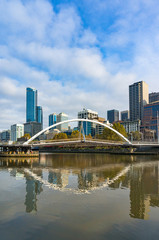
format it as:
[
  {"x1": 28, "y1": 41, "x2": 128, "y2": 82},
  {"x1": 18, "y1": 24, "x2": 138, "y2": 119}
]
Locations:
[{"x1": 1, "y1": 0, "x2": 159, "y2": 130}]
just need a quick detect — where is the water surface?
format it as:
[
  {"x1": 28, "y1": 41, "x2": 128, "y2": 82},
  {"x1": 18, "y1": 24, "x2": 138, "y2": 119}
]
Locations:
[{"x1": 0, "y1": 153, "x2": 159, "y2": 240}]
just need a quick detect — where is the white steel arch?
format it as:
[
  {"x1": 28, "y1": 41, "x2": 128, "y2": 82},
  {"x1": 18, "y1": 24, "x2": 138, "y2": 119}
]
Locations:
[{"x1": 23, "y1": 119, "x2": 132, "y2": 145}]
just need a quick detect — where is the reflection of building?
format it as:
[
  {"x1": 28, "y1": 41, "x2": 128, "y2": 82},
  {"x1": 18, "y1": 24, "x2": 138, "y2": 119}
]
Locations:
[
  {"x1": 129, "y1": 81, "x2": 149, "y2": 121},
  {"x1": 11, "y1": 124, "x2": 24, "y2": 142},
  {"x1": 129, "y1": 163, "x2": 159, "y2": 220},
  {"x1": 25, "y1": 169, "x2": 43, "y2": 213}
]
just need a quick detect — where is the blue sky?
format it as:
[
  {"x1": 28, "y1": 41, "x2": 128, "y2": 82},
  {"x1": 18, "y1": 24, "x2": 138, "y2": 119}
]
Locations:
[{"x1": 0, "y1": 0, "x2": 159, "y2": 130}]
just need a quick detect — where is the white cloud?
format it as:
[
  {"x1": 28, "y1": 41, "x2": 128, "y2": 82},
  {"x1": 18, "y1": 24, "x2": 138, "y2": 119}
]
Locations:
[{"x1": 0, "y1": 0, "x2": 159, "y2": 131}]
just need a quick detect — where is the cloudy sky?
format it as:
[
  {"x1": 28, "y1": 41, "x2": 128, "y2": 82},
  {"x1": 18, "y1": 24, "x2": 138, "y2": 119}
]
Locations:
[{"x1": 0, "y1": 0, "x2": 159, "y2": 130}]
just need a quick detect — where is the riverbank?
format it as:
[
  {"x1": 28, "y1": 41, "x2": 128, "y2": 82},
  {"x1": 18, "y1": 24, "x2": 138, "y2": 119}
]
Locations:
[
  {"x1": 39, "y1": 148, "x2": 159, "y2": 155},
  {"x1": 0, "y1": 153, "x2": 39, "y2": 157}
]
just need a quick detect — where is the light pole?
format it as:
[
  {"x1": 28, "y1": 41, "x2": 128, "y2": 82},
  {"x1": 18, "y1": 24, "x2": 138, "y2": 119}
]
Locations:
[{"x1": 157, "y1": 111, "x2": 159, "y2": 144}]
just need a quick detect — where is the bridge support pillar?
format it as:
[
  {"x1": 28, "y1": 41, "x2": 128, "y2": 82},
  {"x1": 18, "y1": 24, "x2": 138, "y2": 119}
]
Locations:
[{"x1": 129, "y1": 147, "x2": 134, "y2": 153}]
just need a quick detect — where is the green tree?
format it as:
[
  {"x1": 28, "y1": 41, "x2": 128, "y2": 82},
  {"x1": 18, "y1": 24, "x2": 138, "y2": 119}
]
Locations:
[
  {"x1": 23, "y1": 133, "x2": 31, "y2": 139},
  {"x1": 54, "y1": 132, "x2": 68, "y2": 140},
  {"x1": 131, "y1": 131, "x2": 142, "y2": 141},
  {"x1": 99, "y1": 123, "x2": 127, "y2": 141},
  {"x1": 70, "y1": 130, "x2": 80, "y2": 138}
]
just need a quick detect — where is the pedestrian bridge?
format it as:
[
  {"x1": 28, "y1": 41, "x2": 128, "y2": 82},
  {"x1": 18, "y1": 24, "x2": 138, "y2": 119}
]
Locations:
[{"x1": 23, "y1": 118, "x2": 132, "y2": 145}]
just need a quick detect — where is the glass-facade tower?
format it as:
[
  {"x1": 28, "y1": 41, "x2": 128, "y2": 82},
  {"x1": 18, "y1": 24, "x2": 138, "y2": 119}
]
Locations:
[
  {"x1": 49, "y1": 113, "x2": 57, "y2": 126},
  {"x1": 26, "y1": 88, "x2": 37, "y2": 122},
  {"x1": 107, "y1": 109, "x2": 119, "y2": 123},
  {"x1": 36, "y1": 106, "x2": 43, "y2": 126}
]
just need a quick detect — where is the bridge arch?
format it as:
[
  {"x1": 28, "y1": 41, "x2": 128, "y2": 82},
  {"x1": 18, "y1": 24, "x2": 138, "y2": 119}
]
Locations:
[{"x1": 23, "y1": 118, "x2": 132, "y2": 145}]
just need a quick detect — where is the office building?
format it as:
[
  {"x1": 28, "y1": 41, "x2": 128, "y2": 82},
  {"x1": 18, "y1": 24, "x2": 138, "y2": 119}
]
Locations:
[
  {"x1": 96, "y1": 117, "x2": 107, "y2": 135},
  {"x1": 129, "y1": 81, "x2": 149, "y2": 121},
  {"x1": 121, "y1": 120, "x2": 141, "y2": 134},
  {"x1": 36, "y1": 106, "x2": 43, "y2": 126},
  {"x1": 56, "y1": 112, "x2": 68, "y2": 131},
  {"x1": 149, "y1": 92, "x2": 159, "y2": 103},
  {"x1": 11, "y1": 124, "x2": 24, "y2": 142},
  {"x1": 78, "y1": 108, "x2": 98, "y2": 136},
  {"x1": 121, "y1": 110, "x2": 129, "y2": 121},
  {"x1": 26, "y1": 87, "x2": 37, "y2": 122},
  {"x1": 26, "y1": 87, "x2": 43, "y2": 126},
  {"x1": 24, "y1": 122, "x2": 42, "y2": 137},
  {"x1": 107, "y1": 109, "x2": 119, "y2": 123},
  {"x1": 0, "y1": 130, "x2": 11, "y2": 142},
  {"x1": 49, "y1": 113, "x2": 57, "y2": 126},
  {"x1": 141, "y1": 101, "x2": 159, "y2": 139}
]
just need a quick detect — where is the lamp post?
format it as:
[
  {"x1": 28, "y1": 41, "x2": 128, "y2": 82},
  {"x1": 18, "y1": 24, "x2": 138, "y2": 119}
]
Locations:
[{"x1": 157, "y1": 111, "x2": 159, "y2": 144}]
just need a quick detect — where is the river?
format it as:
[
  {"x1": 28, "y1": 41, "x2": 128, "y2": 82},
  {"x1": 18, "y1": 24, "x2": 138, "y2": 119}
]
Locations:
[{"x1": 0, "y1": 153, "x2": 159, "y2": 240}]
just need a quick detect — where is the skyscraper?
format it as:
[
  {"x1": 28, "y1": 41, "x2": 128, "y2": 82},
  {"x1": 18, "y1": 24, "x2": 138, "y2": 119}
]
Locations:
[
  {"x1": 36, "y1": 106, "x2": 43, "y2": 126},
  {"x1": 26, "y1": 87, "x2": 37, "y2": 122},
  {"x1": 121, "y1": 110, "x2": 129, "y2": 121},
  {"x1": 26, "y1": 87, "x2": 43, "y2": 134},
  {"x1": 11, "y1": 124, "x2": 24, "y2": 142},
  {"x1": 129, "y1": 81, "x2": 149, "y2": 121},
  {"x1": 49, "y1": 113, "x2": 57, "y2": 126},
  {"x1": 149, "y1": 92, "x2": 159, "y2": 103},
  {"x1": 56, "y1": 113, "x2": 68, "y2": 131},
  {"x1": 107, "y1": 109, "x2": 119, "y2": 123},
  {"x1": 78, "y1": 108, "x2": 98, "y2": 136}
]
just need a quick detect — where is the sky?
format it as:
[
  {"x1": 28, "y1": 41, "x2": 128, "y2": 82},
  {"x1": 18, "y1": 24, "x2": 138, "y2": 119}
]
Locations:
[{"x1": 0, "y1": 0, "x2": 159, "y2": 130}]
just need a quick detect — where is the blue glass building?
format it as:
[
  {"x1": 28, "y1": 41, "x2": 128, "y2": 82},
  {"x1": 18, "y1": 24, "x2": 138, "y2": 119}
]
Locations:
[
  {"x1": 36, "y1": 106, "x2": 43, "y2": 126},
  {"x1": 142, "y1": 101, "x2": 159, "y2": 138},
  {"x1": 49, "y1": 113, "x2": 57, "y2": 126},
  {"x1": 26, "y1": 88, "x2": 37, "y2": 122},
  {"x1": 107, "y1": 109, "x2": 119, "y2": 123}
]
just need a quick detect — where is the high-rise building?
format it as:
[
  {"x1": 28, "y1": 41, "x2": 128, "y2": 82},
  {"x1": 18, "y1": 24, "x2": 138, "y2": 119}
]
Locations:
[
  {"x1": 11, "y1": 124, "x2": 24, "y2": 142},
  {"x1": 26, "y1": 87, "x2": 43, "y2": 136},
  {"x1": 141, "y1": 101, "x2": 159, "y2": 139},
  {"x1": 26, "y1": 87, "x2": 37, "y2": 122},
  {"x1": 26, "y1": 87, "x2": 43, "y2": 125},
  {"x1": 107, "y1": 109, "x2": 119, "y2": 123},
  {"x1": 129, "y1": 81, "x2": 149, "y2": 121},
  {"x1": 36, "y1": 106, "x2": 43, "y2": 126},
  {"x1": 78, "y1": 108, "x2": 98, "y2": 136},
  {"x1": 121, "y1": 110, "x2": 129, "y2": 121},
  {"x1": 49, "y1": 113, "x2": 57, "y2": 126},
  {"x1": 149, "y1": 92, "x2": 159, "y2": 103},
  {"x1": 121, "y1": 120, "x2": 141, "y2": 134},
  {"x1": 56, "y1": 112, "x2": 68, "y2": 131},
  {"x1": 24, "y1": 122, "x2": 42, "y2": 137},
  {"x1": 0, "y1": 130, "x2": 11, "y2": 142}
]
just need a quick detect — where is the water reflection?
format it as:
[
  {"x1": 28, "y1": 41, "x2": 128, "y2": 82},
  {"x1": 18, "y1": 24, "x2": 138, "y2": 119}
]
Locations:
[{"x1": 0, "y1": 154, "x2": 159, "y2": 219}]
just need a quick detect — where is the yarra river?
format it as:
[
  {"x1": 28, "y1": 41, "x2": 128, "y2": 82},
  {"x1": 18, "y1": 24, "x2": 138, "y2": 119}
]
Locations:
[{"x1": 0, "y1": 153, "x2": 159, "y2": 240}]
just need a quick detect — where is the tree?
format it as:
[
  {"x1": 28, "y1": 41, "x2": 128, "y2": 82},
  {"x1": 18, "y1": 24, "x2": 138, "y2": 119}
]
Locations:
[
  {"x1": 54, "y1": 132, "x2": 68, "y2": 140},
  {"x1": 21, "y1": 133, "x2": 31, "y2": 139},
  {"x1": 131, "y1": 131, "x2": 142, "y2": 141},
  {"x1": 70, "y1": 130, "x2": 80, "y2": 138},
  {"x1": 98, "y1": 123, "x2": 127, "y2": 141}
]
